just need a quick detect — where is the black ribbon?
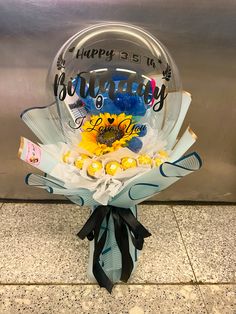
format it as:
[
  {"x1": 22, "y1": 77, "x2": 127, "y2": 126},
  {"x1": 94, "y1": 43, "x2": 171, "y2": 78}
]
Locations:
[{"x1": 77, "y1": 205, "x2": 151, "y2": 293}]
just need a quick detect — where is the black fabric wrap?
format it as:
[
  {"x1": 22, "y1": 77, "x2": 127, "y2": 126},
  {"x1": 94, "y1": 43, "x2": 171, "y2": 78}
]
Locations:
[{"x1": 77, "y1": 205, "x2": 151, "y2": 293}]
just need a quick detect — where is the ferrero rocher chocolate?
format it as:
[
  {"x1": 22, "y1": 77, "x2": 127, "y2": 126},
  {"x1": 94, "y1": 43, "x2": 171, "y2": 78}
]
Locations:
[
  {"x1": 74, "y1": 154, "x2": 90, "y2": 169},
  {"x1": 105, "y1": 161, "x2": 122, "y2": 176},
  {"x1": 157, "y1": 150, "x2": 168, "y2": 158},
  {"x1": 154, "y1": 158, "x2": 163, "y2": 167},
  {"x1": 87, "y1": 161, "x2": 103, "y2": 177},
  {"x1": 121, "y1": 157, "x2": 137, "y2": 170},
  {"x1": 62, "y1": 151, "x2": 73, "y2": 164},
  {"x1": 137, "y1": 154, "x2": 152, "y2": 166}
]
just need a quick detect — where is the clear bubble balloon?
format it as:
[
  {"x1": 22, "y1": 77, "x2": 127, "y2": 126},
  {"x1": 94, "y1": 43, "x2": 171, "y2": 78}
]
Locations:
[{"x1": 47, "y1": 23, "x2": 182, "y2": 155}]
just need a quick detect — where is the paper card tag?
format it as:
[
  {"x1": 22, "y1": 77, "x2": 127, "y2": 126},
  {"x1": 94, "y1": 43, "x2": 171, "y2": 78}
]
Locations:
[
  {"x1": 25, "y1": 141, "x2": 41, "y2": 166},
  {"x1": 18, "y1": 137, "x2": 58, "y2": 174}
]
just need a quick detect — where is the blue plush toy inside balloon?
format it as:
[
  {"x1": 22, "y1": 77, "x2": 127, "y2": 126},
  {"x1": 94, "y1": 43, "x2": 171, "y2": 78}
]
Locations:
[
  {"x1": 73, "y1": 73, "x2": 151, "y2": 117},
  {"x1": 84, "y1": 90, "x2": 148, "y2": 117}
]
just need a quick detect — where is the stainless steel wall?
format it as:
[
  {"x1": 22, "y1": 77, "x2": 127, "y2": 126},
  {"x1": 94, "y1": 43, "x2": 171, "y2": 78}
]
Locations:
[{"x1": 0, "y1": 0, "x2": 235, "y2": 201}]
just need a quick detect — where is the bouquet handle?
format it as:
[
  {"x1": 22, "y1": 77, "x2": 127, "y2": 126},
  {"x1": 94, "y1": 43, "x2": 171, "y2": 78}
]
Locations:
[{"x1": 77, "y1": 205, "x2": 151, "y2": 293}]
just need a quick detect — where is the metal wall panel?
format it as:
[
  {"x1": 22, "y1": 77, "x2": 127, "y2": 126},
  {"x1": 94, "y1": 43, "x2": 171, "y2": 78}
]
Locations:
[{"x1": 0, "y1": 0, "x2": 235, "y2": 201}]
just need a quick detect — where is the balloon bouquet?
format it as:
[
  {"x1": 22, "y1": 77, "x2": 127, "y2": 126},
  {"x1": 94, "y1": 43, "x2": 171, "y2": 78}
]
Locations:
[{"x1": 19, "y1": 23, "x2": 202, "y2": 292}]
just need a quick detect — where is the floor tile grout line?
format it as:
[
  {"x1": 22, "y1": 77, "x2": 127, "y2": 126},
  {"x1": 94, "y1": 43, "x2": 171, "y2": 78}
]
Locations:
[
  {"x1": 197, "y1": 284, "x2": 211, "y2": 314},
  {"x1": 171, "y1": 206, "x2": 210, "y2": 314},
  {"x1": 171, "y1": 206, "x2": 198, "y2": 282},
  {"x1": 0, "y1": 282, "x2": 235, "y2": 286}
]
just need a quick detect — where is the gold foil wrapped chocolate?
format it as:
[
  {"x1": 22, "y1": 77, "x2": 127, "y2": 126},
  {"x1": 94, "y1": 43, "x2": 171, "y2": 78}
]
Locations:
[
  {"x1": 105, "y1": 161, "x2": 122, "y2": 176},
  {"x1": 137, "y1": 154, "x2": 152, "y2": 166},
  {"x1": 87, "y1": 161, "x2": 103, "y2": 177},
  {"x1": 62, "y1": 151, "x2": 73, "y2": 164},
  {"x1": 157, "y1": 150, "x2": 169, "y2": 159},
  {"x1": 153, "y1": 150, "x2": 169, "y2": 167},
  {"x1": 154, "y1": 158, "x2": 163, "y2": 167},
  {"x1": 74, "y1": 154, "x2": 90, "y2": 169},
  {"x1": 121, "y1": 157, "x2": 137, "y2": 170}
]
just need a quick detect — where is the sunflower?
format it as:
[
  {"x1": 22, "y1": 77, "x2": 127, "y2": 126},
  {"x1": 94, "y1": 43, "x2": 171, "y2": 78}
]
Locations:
[{"x1": 79, "y1": 113, "x2": 140, "y2": 156}]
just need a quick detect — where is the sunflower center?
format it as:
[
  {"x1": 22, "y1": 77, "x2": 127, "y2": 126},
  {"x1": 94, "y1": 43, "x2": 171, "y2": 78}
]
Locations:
[{"x1": 97, "y1": 126, "x2": 124, "y2": 147}]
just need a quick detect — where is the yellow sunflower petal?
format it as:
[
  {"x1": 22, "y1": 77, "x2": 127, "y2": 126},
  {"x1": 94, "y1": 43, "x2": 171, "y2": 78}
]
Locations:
[{"x1": 78, "y1": 112, "x2": 143, "y2": 156}]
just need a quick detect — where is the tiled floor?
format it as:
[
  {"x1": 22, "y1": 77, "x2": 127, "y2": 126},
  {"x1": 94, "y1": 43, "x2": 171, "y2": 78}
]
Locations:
[{"x1": 0, "y1": 203, "x2": 235, "y2": 313}]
